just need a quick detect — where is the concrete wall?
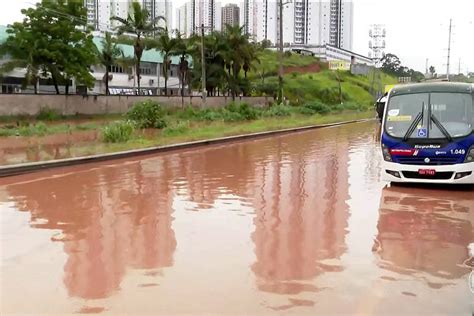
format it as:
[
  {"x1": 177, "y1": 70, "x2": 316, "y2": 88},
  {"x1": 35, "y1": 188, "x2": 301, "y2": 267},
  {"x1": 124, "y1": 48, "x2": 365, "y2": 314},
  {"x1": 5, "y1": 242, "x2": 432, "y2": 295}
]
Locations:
[{"x1": 0, "y1": 95, "x2": 272, "y2": 116}]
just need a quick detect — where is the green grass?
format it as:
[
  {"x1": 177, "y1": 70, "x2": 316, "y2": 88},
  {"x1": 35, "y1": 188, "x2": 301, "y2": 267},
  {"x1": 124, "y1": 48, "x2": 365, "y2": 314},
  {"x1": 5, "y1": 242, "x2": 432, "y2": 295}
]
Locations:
[
  {"x1": 75, "y1": 110, "x2": 374, "y2": 154},
  {"x1": 250, "y1": 50, "x2": 319, "y2": 79},
  {"x1": 0, "y1": 121, "x2": 100, "y2": 137},
  {"x1": 262, "y1": 70, "x2": 397, "y2": 107}
]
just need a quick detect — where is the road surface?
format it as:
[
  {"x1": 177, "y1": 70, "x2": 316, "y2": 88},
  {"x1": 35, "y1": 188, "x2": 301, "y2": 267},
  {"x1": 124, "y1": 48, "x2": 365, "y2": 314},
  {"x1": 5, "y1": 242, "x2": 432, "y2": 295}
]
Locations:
[{"x1": 1, "y1": 121, "x2": 473, "y2": 315}]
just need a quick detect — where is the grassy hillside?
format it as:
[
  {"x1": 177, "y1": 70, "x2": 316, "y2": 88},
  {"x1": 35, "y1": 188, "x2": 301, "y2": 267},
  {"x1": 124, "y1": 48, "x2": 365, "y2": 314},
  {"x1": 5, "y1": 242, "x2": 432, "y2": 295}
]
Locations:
[{"x1": 249, "y1": 50, "x2": 397, "y2": 108}]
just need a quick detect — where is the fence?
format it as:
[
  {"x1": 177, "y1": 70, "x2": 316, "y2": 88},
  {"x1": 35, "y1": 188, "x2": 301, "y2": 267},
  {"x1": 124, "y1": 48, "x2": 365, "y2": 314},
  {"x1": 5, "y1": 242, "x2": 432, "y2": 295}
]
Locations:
[{"x1": 0, "y1": 95, "x2": 272, "y2": 116}]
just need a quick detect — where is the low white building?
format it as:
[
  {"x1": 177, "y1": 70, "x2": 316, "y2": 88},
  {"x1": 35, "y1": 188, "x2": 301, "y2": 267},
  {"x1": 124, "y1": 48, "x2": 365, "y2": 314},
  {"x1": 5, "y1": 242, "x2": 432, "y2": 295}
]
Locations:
[
  {"x1": 287, "y1": 44, "x2": 374, "y2": 66},
  {"x1": 0, "y1": 27, "x2": 183, "y2": 95}
]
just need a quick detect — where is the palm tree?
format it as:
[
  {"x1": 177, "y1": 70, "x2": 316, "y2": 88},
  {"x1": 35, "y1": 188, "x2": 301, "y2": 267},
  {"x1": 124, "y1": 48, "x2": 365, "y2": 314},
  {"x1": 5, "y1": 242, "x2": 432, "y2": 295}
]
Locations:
[
  {"x1": 151, "y1": 29, "x2": 177, "y2": 96},
  {"x1": 223, "y1": 25, "x2": 250, "y2": 99},
  {"x1": 98, "y1": 32, "x2": 122, "y2": 95},
  {"x1": 174, "y1": 32, "x2": 190, "y2": 97},
  {"x1": 111, "y1": 2, "x2": 164, "y2": 94}
]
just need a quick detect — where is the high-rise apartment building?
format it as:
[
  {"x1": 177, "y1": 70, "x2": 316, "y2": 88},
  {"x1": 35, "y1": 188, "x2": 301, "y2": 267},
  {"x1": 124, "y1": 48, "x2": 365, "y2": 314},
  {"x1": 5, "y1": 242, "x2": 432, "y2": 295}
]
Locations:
[
  {"x1": 176, "y1": 0, "x2": 221, "y2": 36},
  {"x1": 177, "y1": 3, "x2": 193, "y2": 37},
  {"x1": 142, "y1": 0, "x2": 173, "y2": 31},
  {"x1": 84, "y1": 0, "x2": 172, "y2": 33},
  {"x1": 84, "y1": 0, "x2": 131, "y2": 32},
  {"x1": 244, "y1": 0, "x2": 353, "y2": 50},
  {"x1": 221, "y1": 4, "x2": 240, "y2": 29}
]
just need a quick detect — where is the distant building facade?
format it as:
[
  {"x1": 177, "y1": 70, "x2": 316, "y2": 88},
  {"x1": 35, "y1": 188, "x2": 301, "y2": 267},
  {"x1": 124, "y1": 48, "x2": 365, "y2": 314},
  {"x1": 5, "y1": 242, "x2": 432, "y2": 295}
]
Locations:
[
  {"x1": 243, "y1": 0, "x2": 353, "y2": 50},
  {"x1": 177, "y1": 0, "x2": 221, "y2": 35},
  {"x1": 84, "y1": 0, "x2": 172, "y2": 33},
  {"x1": 221, "y1": 4, "x2": 240, "y2": 30}
]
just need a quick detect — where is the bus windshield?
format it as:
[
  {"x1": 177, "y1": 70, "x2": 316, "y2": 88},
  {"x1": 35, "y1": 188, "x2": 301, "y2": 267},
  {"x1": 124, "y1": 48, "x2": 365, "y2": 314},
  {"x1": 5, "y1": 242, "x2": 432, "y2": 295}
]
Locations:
[{"x1": 385, "y1": 92, "x2": 474, "y2": 139}]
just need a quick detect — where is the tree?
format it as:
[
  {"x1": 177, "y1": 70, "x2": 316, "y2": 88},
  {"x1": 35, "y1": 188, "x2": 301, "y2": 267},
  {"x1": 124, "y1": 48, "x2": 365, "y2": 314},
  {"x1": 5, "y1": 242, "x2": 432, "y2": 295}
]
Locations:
[
  {"x1": 174, "y1": 32, "x2": 190, "y2": 100},
  {"x1": 98, "y1": 32, "x2": 123, "y2": 95},
  {"x1": 112, "y1": 2, "x2": 164, "y2": 94},
  {"x1": 380, "y1": 53, "x2": 402, "y2": 76},
  {"x1": 429, "y1": 65, "x2": 436, "y2": 77},
  {"x1": 2, "y1": 0, "x2": 97, "y2": 94},
  {"x1": 151, "y1": 29, "x2": 177, "y2": 96},
  {"x1": 0, "y1": 25, "x2": 40, "y2": 94}
]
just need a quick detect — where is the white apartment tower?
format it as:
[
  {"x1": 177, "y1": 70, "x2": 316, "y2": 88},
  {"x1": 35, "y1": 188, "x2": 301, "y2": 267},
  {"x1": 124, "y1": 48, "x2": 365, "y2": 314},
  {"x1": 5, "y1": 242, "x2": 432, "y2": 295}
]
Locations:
[
  {"x1": 177, "y1": 0, "x2": 221, "y2": 35},
  {"x1": 84, "y1": 0, "x2": 172, "y2": 33},
  {"x1": 177, "y1": 2, "x2": 193, "y2": 37},
  {"x1": 84, "y1": 0, "x2": 131, "y2": 32},
  {"x1": 142, "y1": 0, "x2": 173, "y2": 31},
  {"x1": 244, "y1": 0, "x2": 353, "y2": 50}
]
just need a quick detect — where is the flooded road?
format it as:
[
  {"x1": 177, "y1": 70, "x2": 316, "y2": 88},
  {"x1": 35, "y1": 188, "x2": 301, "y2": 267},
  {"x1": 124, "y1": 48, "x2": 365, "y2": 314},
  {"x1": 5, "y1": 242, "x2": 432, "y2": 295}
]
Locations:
[{"x1": 1, "y1": 121, "x2": 473, "y2": 315}]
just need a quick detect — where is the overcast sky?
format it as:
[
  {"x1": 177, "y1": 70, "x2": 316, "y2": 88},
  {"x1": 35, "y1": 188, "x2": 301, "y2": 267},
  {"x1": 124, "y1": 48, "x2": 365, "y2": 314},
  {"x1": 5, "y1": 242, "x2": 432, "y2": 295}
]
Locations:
[{"x1": 1, "y1": 0, "x2": 473, "y2": 74}]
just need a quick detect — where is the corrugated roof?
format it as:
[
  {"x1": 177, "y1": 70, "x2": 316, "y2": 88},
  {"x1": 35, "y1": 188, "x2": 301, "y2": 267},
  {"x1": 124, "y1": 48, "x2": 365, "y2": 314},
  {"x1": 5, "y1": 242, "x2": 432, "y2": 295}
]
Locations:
[
  {"x1": 0, "y1": 26, "x2": 184, "y2": 65},
  {"x1": 92, "y1": 37, "x2": 183, "y2": 65}
]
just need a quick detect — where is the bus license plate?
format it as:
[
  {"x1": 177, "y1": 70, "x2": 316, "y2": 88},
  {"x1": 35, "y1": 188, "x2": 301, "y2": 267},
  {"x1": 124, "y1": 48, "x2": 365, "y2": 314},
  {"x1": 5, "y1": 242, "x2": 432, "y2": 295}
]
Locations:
[{"x1": 418, "y1": 169, "x2": 436, "y2": 176}]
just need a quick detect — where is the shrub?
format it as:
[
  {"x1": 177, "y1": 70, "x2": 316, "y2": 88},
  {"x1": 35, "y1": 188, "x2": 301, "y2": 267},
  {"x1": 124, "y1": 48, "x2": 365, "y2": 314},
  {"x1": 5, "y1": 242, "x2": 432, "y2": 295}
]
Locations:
[
  {"x1": 102, "y1": 121, "x2": 134, "y2": 143},
  {"x1": 127, "y1": 100, "x2": 167, "y2": 129},
  {"x1": 163, "y1": 121, "x2": 190, "y2": 136},
  {"x1": 221, "y1": 109, "x2": 244, "y2": 122},
  {"x1": 197, "y1": 108, "x2": 223, "y2": 121},
  {"x1": 37, "y1": 108, "x2": 62, "y2": 121},
  {"x1": 265, "y1": 103, "x2": 292, "y2": 117},
  {"x1": 232, "y1": 103, "x2": 260, "y2": 120},
  {"x1": 175, "y1": 106, "x2": 198, "y2": 120},
  {"x1": 341, "y1": 102, "x2": 366, "y2": 111},
  {"x1": 299, "y1": 101, "x2": 331, "y2": 115}
]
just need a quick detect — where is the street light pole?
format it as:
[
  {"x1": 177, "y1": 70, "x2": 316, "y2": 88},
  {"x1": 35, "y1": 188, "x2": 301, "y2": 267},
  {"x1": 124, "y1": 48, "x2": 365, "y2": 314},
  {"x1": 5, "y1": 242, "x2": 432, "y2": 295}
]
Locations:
[
  {"x1": 200, "y1": 24, "x2": 207, "y2": 106},
  {"x1": 278, "y1": 0, "x2": 292, "y2": 104},
  {"x1": 278, "y1": 0, "x2": 284, "y2": 104}
]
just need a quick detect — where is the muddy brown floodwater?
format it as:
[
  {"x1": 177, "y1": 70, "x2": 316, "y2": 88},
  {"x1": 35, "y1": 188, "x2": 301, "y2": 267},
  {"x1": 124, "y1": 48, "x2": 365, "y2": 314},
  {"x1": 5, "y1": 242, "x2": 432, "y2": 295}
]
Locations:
[{"x1": 1, "y1": 121, "x2": 473, "y2": 315}]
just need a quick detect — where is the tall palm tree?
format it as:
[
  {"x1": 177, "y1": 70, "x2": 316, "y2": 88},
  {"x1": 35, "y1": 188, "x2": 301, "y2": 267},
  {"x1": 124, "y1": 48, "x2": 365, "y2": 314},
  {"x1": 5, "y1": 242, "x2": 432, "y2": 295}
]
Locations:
[
  {"x1": 174, "y1": 32, "x2": 190, "y2": 98},
  {"x1": 223, "y1": 25, "x2": 250, "y2": 99},
  {"x1": 111, "y1": 2, "x2": 164, "y2": 94},
  {"x1": 151, "y1": 29, "x2": 177, "y2": 96},
  {"x1": 98, "y1": 32, "x2": 122, "y2": 95}
]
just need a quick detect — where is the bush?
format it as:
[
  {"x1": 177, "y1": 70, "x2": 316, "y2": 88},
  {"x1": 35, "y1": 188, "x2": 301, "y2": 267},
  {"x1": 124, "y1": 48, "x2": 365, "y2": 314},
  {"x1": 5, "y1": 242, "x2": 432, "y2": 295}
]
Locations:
[
  {"x1": 221, "y1": 109, "x2": 244, "y2": 122},
  {"x1": 299, "y1": 101, "x2": 331, "y2": 115},
  {"x1": 175, "y1": 106, "x2": 198, "y2": 120},
  {"x1": 230, "y1": 103, "x2": 260, "y2": 120},
  {"x1": 342, "y1": 102, "x2": 366, "y2": 111},
  {"x1": 37, "y1": 108, "x2": 62, "y2": 121},
  {"x1": 127, "y1": 100, "x2": 167, "y2": 129},
  {"x1": 264, "y1": 103, "x2": 292, "y2": 117},
  {"x1": 197, "y1": 108, "x2": 223, "y2": 121},
  {"x1": 162, "y1": 121, "x2": 190, "y2": 136},
  {"x1": 102, "y1": 121, "x2": 134, "y2": 143}
]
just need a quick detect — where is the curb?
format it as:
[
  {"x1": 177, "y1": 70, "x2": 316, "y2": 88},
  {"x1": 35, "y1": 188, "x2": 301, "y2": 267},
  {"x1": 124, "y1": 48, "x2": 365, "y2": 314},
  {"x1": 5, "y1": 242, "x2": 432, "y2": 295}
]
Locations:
[{"x1": 0, "y1": 118, "x2": 374, "y2": 178}]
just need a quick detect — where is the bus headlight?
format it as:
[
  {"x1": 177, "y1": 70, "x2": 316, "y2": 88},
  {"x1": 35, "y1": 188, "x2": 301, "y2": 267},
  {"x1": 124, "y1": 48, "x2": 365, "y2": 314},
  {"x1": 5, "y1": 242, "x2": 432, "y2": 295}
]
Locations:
[
  {"x1": 465, "y1": 146, "x2": 474, "y2": 163},
  {"x1": 382, "y1": 144, "x2": 392, "y2": 162}
]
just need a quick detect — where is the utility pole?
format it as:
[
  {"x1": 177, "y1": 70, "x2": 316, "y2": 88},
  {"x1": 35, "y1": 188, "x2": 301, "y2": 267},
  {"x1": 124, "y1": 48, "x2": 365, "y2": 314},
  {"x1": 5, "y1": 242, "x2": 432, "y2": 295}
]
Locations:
[
  {"x1": 277, "y1": 0, "x2": 292, "y2": 104},
  {"x1": 277, "y1": 0, "x2": 284, "y2": 104},
  {"x1": 425, "y1": 58, "x2": 428, "y2": 75},
  {"x1": 458, "y1": 58, "x2": 461, "y2": 75},
  {"x1": 446, "y1": 18, "x2": 452, "y2": 81},
  {"x1": 201, "y1": 24, "x2": 207, "y2": 106}
]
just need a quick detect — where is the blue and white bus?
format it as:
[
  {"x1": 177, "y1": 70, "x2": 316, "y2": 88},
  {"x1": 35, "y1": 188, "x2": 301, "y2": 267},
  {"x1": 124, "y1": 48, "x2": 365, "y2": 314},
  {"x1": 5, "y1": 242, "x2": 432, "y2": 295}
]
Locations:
[{"x1": 381, "y1": 82, "x2": 474, "y2": 184}]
